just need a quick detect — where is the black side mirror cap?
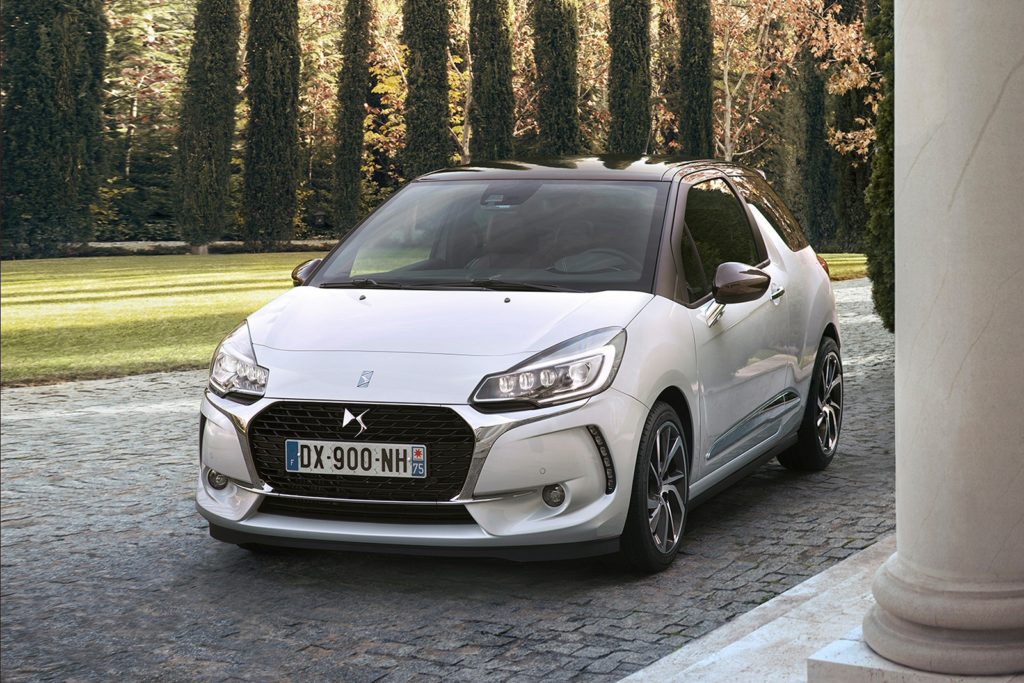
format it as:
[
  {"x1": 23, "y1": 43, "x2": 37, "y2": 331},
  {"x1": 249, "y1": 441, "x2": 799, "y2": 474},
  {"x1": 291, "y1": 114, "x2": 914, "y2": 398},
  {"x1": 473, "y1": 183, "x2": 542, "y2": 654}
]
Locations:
[
  {"x1": 291, "y1": 258, "x2": 323, "y2": 287},
  {"x1": 712, "y1": 262, "x2": 771, "y2": 304}
]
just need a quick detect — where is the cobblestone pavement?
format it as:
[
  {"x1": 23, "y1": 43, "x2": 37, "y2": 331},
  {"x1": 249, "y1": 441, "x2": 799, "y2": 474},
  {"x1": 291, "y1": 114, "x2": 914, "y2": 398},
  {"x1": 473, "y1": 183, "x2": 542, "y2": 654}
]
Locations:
[{"x1": 0, "y1": 279, "x2": 894, "y2": 682}]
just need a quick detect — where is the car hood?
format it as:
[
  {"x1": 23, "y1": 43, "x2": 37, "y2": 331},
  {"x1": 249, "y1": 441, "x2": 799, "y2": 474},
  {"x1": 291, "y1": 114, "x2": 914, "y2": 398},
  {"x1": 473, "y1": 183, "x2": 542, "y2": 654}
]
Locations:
[{"x1": 248, "y1": 286, "x2": 654, "y2": 356}]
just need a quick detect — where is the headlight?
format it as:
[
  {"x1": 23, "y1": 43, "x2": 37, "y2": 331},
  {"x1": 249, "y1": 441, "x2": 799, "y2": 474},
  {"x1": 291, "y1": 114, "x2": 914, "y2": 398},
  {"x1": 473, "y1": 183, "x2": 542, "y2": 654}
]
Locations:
[
  {"x1": 209, "y1": 322, "x2": 269, "y2": 398},
  {"x1": 471, "y1": 328, "x2": 626, "y2": 409}
]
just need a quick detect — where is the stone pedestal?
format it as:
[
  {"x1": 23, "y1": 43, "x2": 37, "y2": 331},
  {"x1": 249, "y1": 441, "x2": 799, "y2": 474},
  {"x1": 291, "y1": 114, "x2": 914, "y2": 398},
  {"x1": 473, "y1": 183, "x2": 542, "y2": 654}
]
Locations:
[{"x1": 859, "y1": 0, "x2": 1024, "y2": 676}]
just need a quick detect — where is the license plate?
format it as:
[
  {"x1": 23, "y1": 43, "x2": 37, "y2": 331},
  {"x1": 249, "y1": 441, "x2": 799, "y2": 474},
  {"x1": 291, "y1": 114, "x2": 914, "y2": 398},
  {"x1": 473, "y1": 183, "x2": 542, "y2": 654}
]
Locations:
[{"x1": 285, "y1": 439, "x2": 427, "y2": 478}]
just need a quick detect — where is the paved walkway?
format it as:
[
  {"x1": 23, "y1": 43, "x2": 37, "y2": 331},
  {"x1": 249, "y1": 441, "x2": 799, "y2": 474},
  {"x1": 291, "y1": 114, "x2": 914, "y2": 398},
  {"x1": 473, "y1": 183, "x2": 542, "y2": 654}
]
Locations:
[{"x1": 0, "y1": 279, "x2": 894, "y2": 682}]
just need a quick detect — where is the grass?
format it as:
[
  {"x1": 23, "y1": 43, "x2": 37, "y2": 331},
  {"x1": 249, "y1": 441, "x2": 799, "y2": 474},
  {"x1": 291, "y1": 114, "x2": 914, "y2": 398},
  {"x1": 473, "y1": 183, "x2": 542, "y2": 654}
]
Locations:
[
  {"x1": 0, "y1": 251, "x2": 867, "y2": 386},
  {"x1": 1, "y1": 252, "x2": 325, "y2": 386},
  {"x1": 818, "y1": 253, "x2": 867, "y2": 281}
]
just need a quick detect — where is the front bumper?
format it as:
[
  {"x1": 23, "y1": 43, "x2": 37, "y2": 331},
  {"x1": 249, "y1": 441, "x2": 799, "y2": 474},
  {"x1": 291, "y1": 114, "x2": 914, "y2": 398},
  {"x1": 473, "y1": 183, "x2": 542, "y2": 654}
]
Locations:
[{"x1": 195, "y1": 388, "x2": 648, "y2": 558}]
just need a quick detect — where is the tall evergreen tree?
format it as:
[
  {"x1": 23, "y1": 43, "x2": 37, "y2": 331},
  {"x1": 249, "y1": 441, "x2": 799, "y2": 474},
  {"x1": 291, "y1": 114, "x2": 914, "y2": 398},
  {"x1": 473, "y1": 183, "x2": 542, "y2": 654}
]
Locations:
[
  {"x1": 864, "y1": 0, "x2": 894, "y2": 331},
  {"x1": 760, "y1": 84, "x2": 806, "y2": 224},
  {"x1": 532, "y1": 0, "x2": 582, "y2": 156},
  {"x1": 1, "y1": 0, "x2": 106, "y2": 257},
  {"x1": 334, "y1": 0, "x2": 372, "y2": 233},
  {"x1": 403, "y1": 0, "x2": 453, "y2": 178},
  {"x1": 607, "y1": 0, "x2": 651, "y2": 154},
  {"x1": 676, "y1": 0, "x2": 713, "y2": 157},
  {"x1": 243, "y1": 0, "x2": 300, "y2": 247},
  {"x1": 798, "y1": 47, "x2": 837, "y2": 248},
  {"x1": 831, "y1": 0, "x2": 871, "y2": 251},
  {"x1": 177, "y1": 0, "x2": 239, "y2": 252},
  {"x1": 469, "y1": 0, "x2": 515, "y2": 161}
]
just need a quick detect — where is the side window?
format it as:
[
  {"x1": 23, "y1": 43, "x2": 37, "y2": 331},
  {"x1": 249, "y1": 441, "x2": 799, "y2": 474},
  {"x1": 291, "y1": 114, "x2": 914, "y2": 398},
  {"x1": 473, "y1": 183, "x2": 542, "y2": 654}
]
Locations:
[
  {"x1": 681, "y1": 178, "x2": 760, "y2": 301},
  {"x1": 732, "y1": 174, "x2": 810, "y2": 251}
]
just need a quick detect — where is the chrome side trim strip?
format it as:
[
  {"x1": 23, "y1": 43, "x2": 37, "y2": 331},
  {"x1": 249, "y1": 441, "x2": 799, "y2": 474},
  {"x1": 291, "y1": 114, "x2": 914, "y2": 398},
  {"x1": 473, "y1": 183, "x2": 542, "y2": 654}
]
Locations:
[{"x1": 706, "y1": 389, "x2": 801, "y2": 462}]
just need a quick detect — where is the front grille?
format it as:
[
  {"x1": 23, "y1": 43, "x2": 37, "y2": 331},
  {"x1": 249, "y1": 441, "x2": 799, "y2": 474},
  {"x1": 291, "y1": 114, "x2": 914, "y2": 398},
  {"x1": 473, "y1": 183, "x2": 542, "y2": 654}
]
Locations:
[
  {"x1": 259, "y1": 497, "x2": 476, "y2": 524},
  {"x1": 248, "y1": 402, "x2": 475, "y2": 502}
]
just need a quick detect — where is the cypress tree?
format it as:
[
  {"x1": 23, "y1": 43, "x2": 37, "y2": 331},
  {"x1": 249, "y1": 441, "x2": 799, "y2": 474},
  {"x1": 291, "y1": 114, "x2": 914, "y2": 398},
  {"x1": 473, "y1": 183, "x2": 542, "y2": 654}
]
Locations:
[
  {"x1": 608, "y1": 0, "x2": 651, "y2": 155},
  {"x1": 798, "y1": 47, "x2": 837, "y2": 248},
  {"x1": 334, "y1": 0, "x2": 372, "y2": 233},
  {"x1": 177, "y1": 0, "x2": 240, "y2": 252},
  {"x1": 761, "y1": 83, "x2": 806, "y2": 225},
  {"x1": 1, "y1": 0, "x2": 106, "y2": 257},
  {"x1": 243, "y1": 0, "x2": 300, "y2": 247},
  {"x1": 676, "y1": 0, "x2": 713, "y2": 157},
  {"x1": 864, "y1": 0, "x2": 894, "y2": 331},
  {"x1": 469, "y1": 0, "x2": 515, "y2": 161},
  {"x1": 403, "y1": 0, "x2": 453, "y2": 178},
  {"x1": 832, "y1": 0, "x2": 870, "y2": 252},
  {"x1": 532, "y1": 0, "x2": 582, "y2": 156}
]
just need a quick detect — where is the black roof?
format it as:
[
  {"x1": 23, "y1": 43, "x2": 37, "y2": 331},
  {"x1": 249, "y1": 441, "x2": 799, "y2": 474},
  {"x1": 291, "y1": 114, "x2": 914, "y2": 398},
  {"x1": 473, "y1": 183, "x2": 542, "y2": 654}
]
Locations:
[{"x1": 417, "y1": 155, "x2": 744, "y2": 182}]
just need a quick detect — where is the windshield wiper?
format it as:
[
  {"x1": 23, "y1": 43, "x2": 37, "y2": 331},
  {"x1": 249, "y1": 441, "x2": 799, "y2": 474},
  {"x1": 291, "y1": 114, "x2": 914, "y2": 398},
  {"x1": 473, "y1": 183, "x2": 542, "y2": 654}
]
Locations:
[
  {"x1": 320, "y1": 277, "x2": 579, "y2": 292},
  {"x1": 457, "y1": 278, "x2": 580, "y2": 292},
  {"x1": 319, "y1": 278, "x2": 408, "y2": 289}
]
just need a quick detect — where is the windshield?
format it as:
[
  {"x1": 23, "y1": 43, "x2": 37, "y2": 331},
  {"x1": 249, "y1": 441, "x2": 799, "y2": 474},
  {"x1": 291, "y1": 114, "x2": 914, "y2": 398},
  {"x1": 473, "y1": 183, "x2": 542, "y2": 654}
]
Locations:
[{"x1": 310, "y1": 179, "x2": 669, "y2": 293}]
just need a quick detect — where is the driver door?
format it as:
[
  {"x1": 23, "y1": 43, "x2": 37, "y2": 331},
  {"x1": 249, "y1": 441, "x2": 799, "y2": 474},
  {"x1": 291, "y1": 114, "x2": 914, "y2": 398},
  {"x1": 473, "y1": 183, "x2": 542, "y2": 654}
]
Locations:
[{"x1": 677, "y1": 177, "x2": 790, "y2": 478}]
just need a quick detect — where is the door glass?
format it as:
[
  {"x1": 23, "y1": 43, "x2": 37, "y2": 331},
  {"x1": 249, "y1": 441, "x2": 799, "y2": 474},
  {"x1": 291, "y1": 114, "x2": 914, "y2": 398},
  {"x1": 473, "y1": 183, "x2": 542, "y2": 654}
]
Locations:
[
  {"x1": 682, "y1": 179, "x2": 760, "y2": 299},
  {"x1": 731, "y1": 174, "x2": 809, "y2": 251}
]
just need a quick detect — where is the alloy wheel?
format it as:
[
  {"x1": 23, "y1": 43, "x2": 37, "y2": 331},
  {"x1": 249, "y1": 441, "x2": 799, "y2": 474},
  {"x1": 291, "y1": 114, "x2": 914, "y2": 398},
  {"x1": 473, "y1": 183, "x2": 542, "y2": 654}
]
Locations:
[
  {"x1": 816, "y1": 350, "x2": 843, "y2": 455},
  {"x1": 647, "y1": 422, "x2": 687, "y2": 554}
]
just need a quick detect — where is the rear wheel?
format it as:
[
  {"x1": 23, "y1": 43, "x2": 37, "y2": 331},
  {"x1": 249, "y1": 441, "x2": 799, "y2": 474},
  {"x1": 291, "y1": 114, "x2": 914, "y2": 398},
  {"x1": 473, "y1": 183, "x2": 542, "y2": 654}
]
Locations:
[
  {"x1": 778, "y1": 337, "x2": 843, "y2": 471},
  {"x1": 620, "y1": 402, "x2": 689, "y2": 573}
]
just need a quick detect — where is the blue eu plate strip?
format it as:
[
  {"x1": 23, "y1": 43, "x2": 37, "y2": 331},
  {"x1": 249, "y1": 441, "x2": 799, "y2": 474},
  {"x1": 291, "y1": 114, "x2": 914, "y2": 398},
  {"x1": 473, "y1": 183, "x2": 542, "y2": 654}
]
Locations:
[{"x1": 285, "y1": 440, "x2": 299, "y2": 472}]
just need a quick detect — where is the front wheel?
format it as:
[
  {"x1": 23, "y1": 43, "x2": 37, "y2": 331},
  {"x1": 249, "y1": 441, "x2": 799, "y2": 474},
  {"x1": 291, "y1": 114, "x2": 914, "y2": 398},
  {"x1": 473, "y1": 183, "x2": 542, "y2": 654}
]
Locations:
[
  {"x1": 620, "y1": 402, "x2": 689, "y2": 573},
  {"x1": 778, "y1": 337, "x2": 843, "y2": 471}
]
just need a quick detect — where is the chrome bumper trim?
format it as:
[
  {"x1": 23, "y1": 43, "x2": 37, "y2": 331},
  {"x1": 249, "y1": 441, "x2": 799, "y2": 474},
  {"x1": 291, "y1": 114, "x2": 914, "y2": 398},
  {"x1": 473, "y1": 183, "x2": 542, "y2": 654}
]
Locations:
[
  {"x1": 232, "y1": 479, "x2": 530, "y2": 505},
  {"x1": 205, "y1": 391, "x2": 589, "y2": 504}
]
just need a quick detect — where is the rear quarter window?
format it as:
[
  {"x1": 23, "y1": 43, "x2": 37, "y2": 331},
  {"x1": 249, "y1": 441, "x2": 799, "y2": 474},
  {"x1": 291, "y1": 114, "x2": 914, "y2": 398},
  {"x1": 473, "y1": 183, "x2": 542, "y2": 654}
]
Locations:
[{"x1": 731, "y1": 174, "x2": 810, "y2": 251}]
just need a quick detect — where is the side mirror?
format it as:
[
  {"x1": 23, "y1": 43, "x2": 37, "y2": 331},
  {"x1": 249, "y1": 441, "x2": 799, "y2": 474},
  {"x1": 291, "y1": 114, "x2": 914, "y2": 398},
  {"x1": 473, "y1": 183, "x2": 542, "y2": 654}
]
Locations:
[
  {"x1": 291, "y1": 258, "x2": 322, "y2": 287},
  {"x1": 712, "y1": 262, "x2": 771, "y2": 304}
]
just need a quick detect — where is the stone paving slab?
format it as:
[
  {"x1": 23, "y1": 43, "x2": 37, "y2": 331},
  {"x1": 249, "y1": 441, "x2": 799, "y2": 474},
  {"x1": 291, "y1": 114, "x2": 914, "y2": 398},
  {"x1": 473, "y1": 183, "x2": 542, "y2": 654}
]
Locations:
[
  {"x1": 623, "y1": 534, "x2": 897, "y2": 682},
  {"x1": 0, "y1": 279, "x2": 894, "y2": 682}
]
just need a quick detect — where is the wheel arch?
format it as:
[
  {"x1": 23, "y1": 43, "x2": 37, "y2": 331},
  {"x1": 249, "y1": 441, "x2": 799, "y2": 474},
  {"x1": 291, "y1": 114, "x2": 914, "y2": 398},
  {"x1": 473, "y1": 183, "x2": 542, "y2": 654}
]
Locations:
[
  {"x1": 653, "y1": 385, "x2": 695, "y2": 474},
  {"x1": 822, "y1": 322, "x2": 840, "y2": 348}
]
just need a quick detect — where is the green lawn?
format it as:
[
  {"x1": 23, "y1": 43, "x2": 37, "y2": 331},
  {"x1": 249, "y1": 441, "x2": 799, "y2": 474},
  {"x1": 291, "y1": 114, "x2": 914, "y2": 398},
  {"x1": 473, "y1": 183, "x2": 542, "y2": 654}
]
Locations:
[
  {"x1": 818, "y1": 253, "x2": 867, "y2": 281},
  {"x1": 1, "y1": 252, "x2": 325, "y2": 386},
  {"x1": 0, "y1": 251, "x2": 866, "y2": 386}
]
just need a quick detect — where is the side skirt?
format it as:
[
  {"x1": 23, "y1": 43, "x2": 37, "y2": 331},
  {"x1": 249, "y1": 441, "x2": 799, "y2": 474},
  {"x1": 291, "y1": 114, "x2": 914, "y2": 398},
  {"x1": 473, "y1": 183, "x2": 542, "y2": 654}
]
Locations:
[{"x1": 688, "y1": 431, "x2": 799, "y2": 509}]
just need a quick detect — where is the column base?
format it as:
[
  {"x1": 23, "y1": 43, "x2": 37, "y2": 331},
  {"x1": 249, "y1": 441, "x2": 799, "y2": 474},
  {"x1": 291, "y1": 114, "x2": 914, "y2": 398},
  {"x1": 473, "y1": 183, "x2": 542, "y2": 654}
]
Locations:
[
  {"x1": 808, "y1": 627, "x2": 1023, "y2": 682},
  {"x1": 862, "y1": 554, "x2": 1024, "y2": 675},
  {"x1": 863, "y1": 605, "x2": 1024, "y2": 676}
]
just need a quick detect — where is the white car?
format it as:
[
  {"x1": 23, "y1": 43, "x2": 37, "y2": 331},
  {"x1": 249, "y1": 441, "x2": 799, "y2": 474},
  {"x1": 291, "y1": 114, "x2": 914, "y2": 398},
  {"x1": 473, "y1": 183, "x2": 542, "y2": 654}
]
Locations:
[{"x1": 196, "y1": 157, "x2": 842, "y2": 572}]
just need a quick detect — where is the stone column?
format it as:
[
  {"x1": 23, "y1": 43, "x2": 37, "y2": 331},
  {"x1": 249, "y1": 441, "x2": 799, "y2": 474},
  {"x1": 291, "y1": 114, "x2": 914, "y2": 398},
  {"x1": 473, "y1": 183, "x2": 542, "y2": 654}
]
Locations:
[{"x1": 861, "y1": 0, "x2": 1024, "y2": 675}]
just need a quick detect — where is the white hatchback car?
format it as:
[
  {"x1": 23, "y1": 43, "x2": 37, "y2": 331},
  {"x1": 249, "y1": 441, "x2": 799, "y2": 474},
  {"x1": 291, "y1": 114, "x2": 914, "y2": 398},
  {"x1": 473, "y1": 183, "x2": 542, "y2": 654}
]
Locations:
[{"x1": 197, "y1": 157, "x2": 842, "y2": 572}]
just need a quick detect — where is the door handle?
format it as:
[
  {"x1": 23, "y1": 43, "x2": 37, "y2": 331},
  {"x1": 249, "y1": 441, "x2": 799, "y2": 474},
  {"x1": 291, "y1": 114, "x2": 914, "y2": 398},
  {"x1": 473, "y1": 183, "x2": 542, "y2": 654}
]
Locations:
[{"x1": 770, "y1": 284, "x2": 785, "y2": 302}]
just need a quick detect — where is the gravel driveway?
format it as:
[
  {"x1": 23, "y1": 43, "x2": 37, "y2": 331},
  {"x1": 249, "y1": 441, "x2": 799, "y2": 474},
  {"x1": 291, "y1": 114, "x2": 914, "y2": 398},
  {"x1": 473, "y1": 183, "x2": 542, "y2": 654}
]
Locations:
[{"x1": 0, "y1": 278, "x2": 894, "y2": 682}]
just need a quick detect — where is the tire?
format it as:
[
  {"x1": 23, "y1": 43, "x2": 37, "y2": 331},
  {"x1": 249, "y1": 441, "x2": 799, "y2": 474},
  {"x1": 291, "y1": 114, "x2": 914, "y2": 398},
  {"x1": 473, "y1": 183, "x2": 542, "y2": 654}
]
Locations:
[
  {"x1": 620, "y1": 402, "x2": 689, "y2": 573},
  {"x1": 778, "y1": 337, "x2": 843, "y2": 471}
]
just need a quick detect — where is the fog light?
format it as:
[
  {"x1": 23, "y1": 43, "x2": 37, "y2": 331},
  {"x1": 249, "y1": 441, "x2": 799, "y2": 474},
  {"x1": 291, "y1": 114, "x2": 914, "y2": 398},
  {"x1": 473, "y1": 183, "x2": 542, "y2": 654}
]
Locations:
[
  {"x1": 542, "y1": 484, "x2": 566, "y2": 507},
  {"x1": 207, "y1": 470, "x2": 229, "y2": 490}
]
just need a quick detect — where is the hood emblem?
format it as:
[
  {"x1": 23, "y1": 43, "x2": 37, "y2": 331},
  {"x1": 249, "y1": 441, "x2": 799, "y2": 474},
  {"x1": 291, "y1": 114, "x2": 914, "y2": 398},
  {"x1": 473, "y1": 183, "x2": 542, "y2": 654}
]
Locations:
[
  {"x1": 342, "y1": 408, "x2": 368, "y2": 436},
  {"x1": 357, "y1": 370, "x2": 374, "y2": 388}
]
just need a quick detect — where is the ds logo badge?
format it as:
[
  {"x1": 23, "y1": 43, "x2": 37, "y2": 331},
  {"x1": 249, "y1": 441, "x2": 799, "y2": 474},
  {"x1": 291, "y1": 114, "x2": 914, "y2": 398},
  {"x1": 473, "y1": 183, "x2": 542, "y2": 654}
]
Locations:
[
  {"x1": 357, "y1": 370, "x2": 373, "y2": 388},
  {"x1": 342, "y1": 408, "x2": 368, "y2": 436}
]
